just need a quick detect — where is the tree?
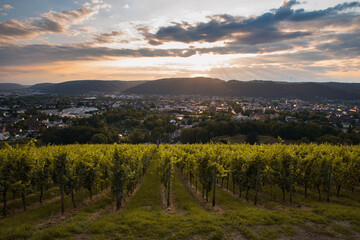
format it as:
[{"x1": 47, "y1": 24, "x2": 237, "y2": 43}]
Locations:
[
  {"x1": 128, "y1": 130, "x2": 144, "y2": 144},
  {"x1": 91, "y1": 133, "x2": 108, "y2": 144},
  {"x1": 316, "y1": 134, "x2": 342, "y2": 144},
  {"x1": 245, "y1": 132, "x2": 259, "y2": 145},
  {"x1": 155, "y1": 119, "x2": 164, "y2": 127}
]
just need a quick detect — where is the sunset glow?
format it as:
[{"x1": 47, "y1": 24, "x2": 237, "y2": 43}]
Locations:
[{"x1": 0, "y1": 0, "x2": 359, "y2": 84}]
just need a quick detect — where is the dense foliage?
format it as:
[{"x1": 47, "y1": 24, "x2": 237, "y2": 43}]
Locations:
[
  {"x1": 41, "y1": 109, "x2": 178, "y2": 145},
  {"x1": 0, "y1": 142, "x2": 155, "y2": 215},
  {"x1": 1, "y1": 142, "x2": 359, "y2": 216},
  {"x1": 180, "y1": 118, "x2": 360, "y2": 144},
  {"x1": 160, "y1": 144, "x2": 360, "y2": 205}
]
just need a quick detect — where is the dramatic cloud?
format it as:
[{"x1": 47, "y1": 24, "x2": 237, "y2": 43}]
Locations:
[
  {"x1": 142, "y1": 1, "x2": 360, "y2": 45},
  {"x1": 93, "y1": 31, "x2": 125, "y2": 43},
  {"x1": 52, "y1": 7, "x2": 97, "y2": 23},
  {"x1": 0, "y1": 34, "x2": 353, "y2": 67},
  {"x1": 32, "y1": 17, "x2": 65, "y2": 33},
  {"x1": 0, "y1": 39, "x2": 310, "y2": 67},
  {"x1": 0, "y1": 20, "x2": 38, "y2": 40},
  {"x1": 288, "y1": 1, "x2": 360, "y2": 21},
  {"x1": 0, "y1": 7, "x2": 97, "y2": 40},
  {"x1": 0, "y1": 44, "x2": 197, "y2": 66},
  {"x1": 1, "y1": 0, "x2": 360, "y2": 83},
  {"x1": 316, "y1": 32, "x2": 360, "y2": 57}
]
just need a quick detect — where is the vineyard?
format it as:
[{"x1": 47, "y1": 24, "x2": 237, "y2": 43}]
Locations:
[{"x1": 1, "y1": 142, "x2": 360, "y2": 239}]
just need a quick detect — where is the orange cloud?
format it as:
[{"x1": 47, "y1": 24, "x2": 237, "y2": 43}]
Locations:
[
  {"x1": 0, "y1": 6, "x2": 97, "y2": 41},
  {"x1": 2, "y1": 4, "x2": 13, "y2": 10}
]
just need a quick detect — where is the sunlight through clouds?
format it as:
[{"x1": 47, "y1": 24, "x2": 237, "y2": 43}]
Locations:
[{"x1": 0, "y1": 0, "x2": 359, "y2": 83}]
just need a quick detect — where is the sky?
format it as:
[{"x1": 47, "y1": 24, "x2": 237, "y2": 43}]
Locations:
[{"x1": 0, "y1": 0, "x2": 359, "y2": 84}]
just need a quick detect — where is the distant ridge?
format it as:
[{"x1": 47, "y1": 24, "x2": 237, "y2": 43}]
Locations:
[
  {"x1": 0, "y1": 83, "x2": 27, "y2": 91},
  {"x1": 124, "y1": 77, "x2": 360, "y2": 100},
  {"x1": 30, "y1": 80, "x2": 145, "y2": 94},
  {"x1": 1, "y1": 78, "x2": 360, "y2": 100},
  {"x1": 123, "y1": 77, "x2": 230, "y2": 96},
  {"x1": 226, "y1": 80, "x2": 360, "y2": 99}
]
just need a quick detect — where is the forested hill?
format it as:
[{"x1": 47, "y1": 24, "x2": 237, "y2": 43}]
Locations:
[
  {"x1": 124, "y1": 78, "x2": 230, "y2": 96},
  {"x1": 2, "y1": 78, "x2": 360, "y2": 100},
  {"x1": 0, "y1": 83, "x2": 27, "y2": 91},
  {"x1": 30, "y1": 80, "x2": 145, "y2": 94},
  {"x1": 123, "y1": 78, "x2": 360, "y2": 100}
]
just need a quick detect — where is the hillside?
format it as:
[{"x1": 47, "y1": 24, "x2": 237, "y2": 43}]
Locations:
[
  {"x1": 123, "y1": 77, "x2": 230, "y2": 96},
  {"x1": 2, "y1": 78, "x2": 360, "y2": 100},
  {"x1": 0, "y1": 83, "x2": 27, "y2": 92},
  {"x1": 226, "y1": 80, "x2": 360, "y2": 99},
  {"x1": 30, "y1": 80, "x2": 145, "y2": 94},
  {"x1": 124, "y1": 78, "x2": 360, "y2": 100}
]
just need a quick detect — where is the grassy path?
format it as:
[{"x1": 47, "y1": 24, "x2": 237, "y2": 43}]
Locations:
[
  {"x1": 2, "y1": 158, "x2": 360, "y2": 240},
  {"x1": 0, "y1": 188, "x2": 105, "y2": 240},
  {"x1": 28, "y1": 163, "x2": 152, "y2": 240},
  {"x1": 176, "y1": 170, "x2": 360, "y2": 239},
  {"x1": 65, "y1": 161, "x2": 360, "y2": 239},
  {"x1": 29, "y1": 193, "x2": 113, "y2": 240},
  {"x1": 0, "y1": 188, "x2": 60, "y2": 217},
  {"x1": 80, "y1": 159, "x2": 227, "y2": 239},
  {"x1": 82, "y1": 157, "x2": 163, "y2": 239},
  {"x1": 214, "y1": 180, "x2": 360, "y2": 239}
]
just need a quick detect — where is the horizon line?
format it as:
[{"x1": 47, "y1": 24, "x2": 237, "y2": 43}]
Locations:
[{"x1": 2, "y1": 77, "x2": 360, "y2": 86}]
